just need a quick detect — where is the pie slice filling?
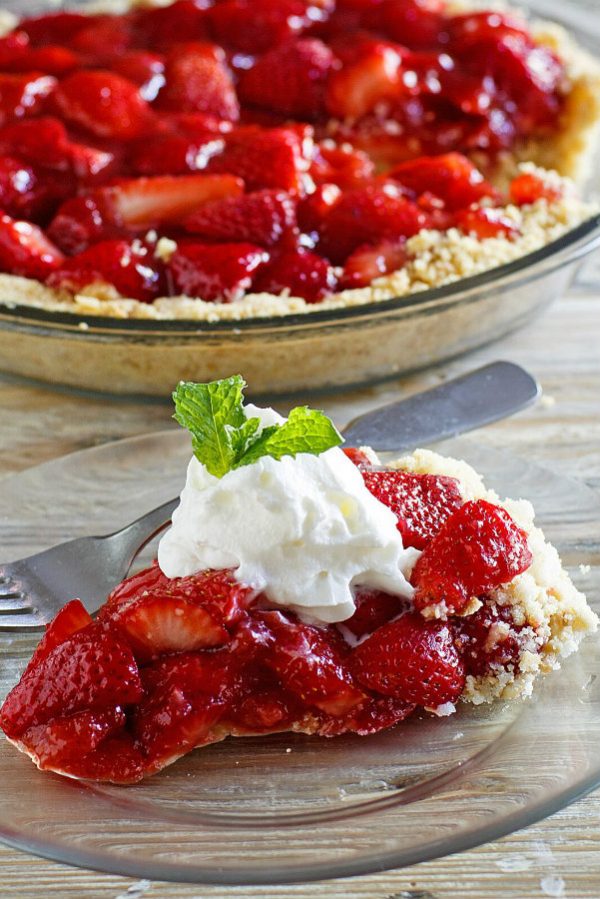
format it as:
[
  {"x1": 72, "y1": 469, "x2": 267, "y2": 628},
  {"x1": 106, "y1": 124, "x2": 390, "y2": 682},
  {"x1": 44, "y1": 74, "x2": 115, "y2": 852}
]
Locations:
[{"x1": 0, "y1": 377, "x2": 596, "y2": 783}]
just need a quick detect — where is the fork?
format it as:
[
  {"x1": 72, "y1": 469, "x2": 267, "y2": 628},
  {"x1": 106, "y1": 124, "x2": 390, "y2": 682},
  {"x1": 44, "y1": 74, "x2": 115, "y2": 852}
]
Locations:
[{"x1": 0, "y1": 361, "x2": 540, "y2": 630}]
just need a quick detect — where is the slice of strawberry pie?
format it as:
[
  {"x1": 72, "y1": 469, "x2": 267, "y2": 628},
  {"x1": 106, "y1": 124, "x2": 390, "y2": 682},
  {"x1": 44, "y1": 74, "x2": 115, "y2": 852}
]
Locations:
[{"x1": 0, "y1": 377, "x2": 596, "y2": 783}]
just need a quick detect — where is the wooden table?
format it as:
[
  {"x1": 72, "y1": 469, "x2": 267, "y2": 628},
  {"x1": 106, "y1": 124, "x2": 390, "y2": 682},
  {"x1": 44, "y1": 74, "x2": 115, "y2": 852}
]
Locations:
[{"x1": 0, "y1": 251, "x2": 599, "y2": 898}]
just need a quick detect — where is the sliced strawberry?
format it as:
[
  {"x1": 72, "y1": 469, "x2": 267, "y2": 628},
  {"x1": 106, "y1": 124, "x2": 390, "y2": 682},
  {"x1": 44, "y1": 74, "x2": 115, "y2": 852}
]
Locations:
[
  {"x1": 253, "y1": 247, "x2": 337, "y2": 302},
  {"x1": 169, "y1": 241, "x2": 269, "y2": 301},
  {"x1": 22, "y1": 706, "x2": 126, "y2": 766},
  {"x1": 0, "y1": 73, "x2": 57, "y2": 126},
  {"x1": 208, "y1": 0, "x2": 331, "y2": 54},
  {"x1": 319, "y1": 183, "x2": 427, "y2": 263},
  {"x1": 0, "y1": 213, "x2": 64, "y2": 279},
  {"x1": 509, "y1": 172, "x2": 561, "y2": 206},
  {"x1": 107, "y1": 593, "x2": 229, "y2": 661},
  {"x1": 47, "y1": 239, "x2": 165, "y2": 303},
  {"x1": 341, "y1": 238, "x2": 407, "y2": 288},
  {"x1": 259, "y1": 611, "x2": 365, "y2": 716},
  {"x1": 239, "y1": 38, "x2": 335, "y2": 119},
  {"x1": 185, "y1": 189, "x2": 298, "y2": 247},
  {"x1": 391, "y1": 153, "x2": 498, "y2": 210},
  {"x1": 0, "y1": 155, "x2": 45, "y2": 221},
  {"x1": 326, "y1": 42, "x2": 402, "y2": 119},
  {"x1": 351, "y1": 611, "x2": 465, "y2": 707},
  {"x1": 156, "y1": 43, "x2": 240, "y2": 121},
  {"x1": 104, "y1": 565, "x2": 256, "y2": 633},
  {"x1": 411, "y1": 499, "x2": 533, "y2": 615},
  {"x1": 106, "y1": 173, "x2": 244, "y2": 229},
  {"x1": 342, "y1": 588, "x2": 407, "y2": 641},
  {"x1": 362, "y1": 469, "x2": 464, "y2": 550},
  {"x1": 455, "y1": 206, "x2": 520, "y2": 240},
  {"x1": 69, "y1": 142, "x2": 118, "y2": 185},
  {"x1": 317, "y1": 694, "x2": 415, "y2": 736},
  {"x1": 25, "y1": 599, "x2": 92, "y2": 675},
  {"x1": 52, "y1": 70, "x2": 153, "y2": 141},
  {"x1": 0, "y1": 626, "x2": 142, "y2": 739},
  {"x1": 208, "y1": 126, "x2": 311, "y2": 192}
]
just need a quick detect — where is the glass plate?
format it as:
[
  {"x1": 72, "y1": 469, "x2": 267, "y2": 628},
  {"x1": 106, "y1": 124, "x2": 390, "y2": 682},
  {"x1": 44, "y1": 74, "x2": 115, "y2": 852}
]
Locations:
[{"x1": 0, "y1": 431, "x2": 598, "y2": 885}]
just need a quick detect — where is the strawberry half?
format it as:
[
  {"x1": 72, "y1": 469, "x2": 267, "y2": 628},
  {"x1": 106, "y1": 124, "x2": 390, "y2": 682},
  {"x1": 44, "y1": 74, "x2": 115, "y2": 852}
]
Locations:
[
  {"x1": 455, "y1": 206, "x2": 520, "y2": 240},
  {"x1": 411, "y1": 499, "x2": 533, "y2": 615},
  {"x1": 239, "y1": 38, "x2": 335, "y2": 119},
  {"x1": 103, "y1": 593, "x2": 229, "y2": 662},
  {"x1": 0, "y1": 73, "x2": 57, "y2": 127},
  {"x1": 207, "y1": 126, "x2": 311, "y2": 193},
  {"x1": 362, "y1": 469, "x2": 464, "y2": 550},
  {"x1": 47, "y1": 239, "x2": 165, "y2": 302},
  {"x1": 106, "y1": 173, "x2": 244, "y2": 229},
  {"x1": 169, "y1": 241, "x2": 269, "y2": 301},
  {"x1": 0, "y1": 625, "x2": 142, "y2": 740},
  {"x1": 341, "y1": 239, "x2": 407, "y2": 288},
  {"x1": 351, "y1": 611, "x2": 466, "y2": 707},
  {"x1": 24, "y1": 599, "x2": 92, "y2": 675},
  {"x1": 22, "y1": 706, "x2": 126, "y2": 767},
  {"x1": 253, "y1": 247, "x2": 337, "y2": 302},
  {"x1": 318, "y1": 183, "x2": 427, "y2": 263},
  {"x1": 52, "y1": 70, "x2": 154, "y2": 141},
  {"x1": 0, "y1": 213, "x2": 64, "y2": 279},
  {"x1": 325, "y1": 42, "x2": 403, "y2": 119},
  {"x1": 207, "y1": 0, "x2": 330, "y2": 54},
  {"x1": 157, "y1": 43, "x2": 240, "y2": 121},
  {"x1": 390, "y1": 153, "x2": 498, "y2": 210},
  {"x1": 185, "y1": 189, "x2": 298, "y2": 247}
]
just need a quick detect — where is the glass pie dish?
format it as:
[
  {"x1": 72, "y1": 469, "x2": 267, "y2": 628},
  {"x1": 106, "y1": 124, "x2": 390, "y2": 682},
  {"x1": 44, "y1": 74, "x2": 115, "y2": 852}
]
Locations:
[
  {"x1": 0, "y1": 0, "x2": 598, "y2": 397},
  {"x1": 0, "y1": 429, "x2": 598, "y2": 884}
]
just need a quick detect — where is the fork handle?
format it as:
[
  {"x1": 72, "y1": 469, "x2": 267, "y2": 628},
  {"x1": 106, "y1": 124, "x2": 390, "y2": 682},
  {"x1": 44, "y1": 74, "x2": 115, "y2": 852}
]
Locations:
[{"x1": 102, "y1": 497, "x2": 179, "y2": 565}]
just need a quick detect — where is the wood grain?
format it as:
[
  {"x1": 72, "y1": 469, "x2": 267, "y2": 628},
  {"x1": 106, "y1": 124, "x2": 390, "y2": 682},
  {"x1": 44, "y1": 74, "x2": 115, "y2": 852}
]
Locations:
[{"x1": 0, "y1": 253, "x2": 599, "y2": 897}]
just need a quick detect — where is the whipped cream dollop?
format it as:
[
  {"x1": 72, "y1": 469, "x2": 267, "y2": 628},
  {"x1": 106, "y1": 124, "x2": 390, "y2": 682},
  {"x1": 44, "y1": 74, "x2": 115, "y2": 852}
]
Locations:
[{"x1": 158, "y1": 404, "x2": 419, "y2": 624}]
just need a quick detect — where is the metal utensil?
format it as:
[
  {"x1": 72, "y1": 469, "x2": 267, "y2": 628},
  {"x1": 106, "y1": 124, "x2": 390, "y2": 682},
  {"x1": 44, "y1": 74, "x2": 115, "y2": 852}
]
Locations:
[{"x1": 0, "y1": 360, "x2": 540, "y2": 629}]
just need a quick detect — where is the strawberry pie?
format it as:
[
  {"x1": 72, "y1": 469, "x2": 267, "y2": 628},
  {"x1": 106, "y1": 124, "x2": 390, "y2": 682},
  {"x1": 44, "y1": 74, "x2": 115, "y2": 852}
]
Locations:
[
  {"x1": 1, "y1": 376, "x2": 596, "y2": 784},
  {"x1": 0, "y1": 0, "x2": 597, "y2": 320}
]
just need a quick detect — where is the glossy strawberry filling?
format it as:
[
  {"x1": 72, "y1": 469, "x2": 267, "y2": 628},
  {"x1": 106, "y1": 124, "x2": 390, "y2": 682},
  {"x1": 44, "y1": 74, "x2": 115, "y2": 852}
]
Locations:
[
  {"x1": 0, "y1": 458, "x2": 534, "y2": 784},
  {"x1": 0, "y1": 0, "x2": 566, "y2": 303}
]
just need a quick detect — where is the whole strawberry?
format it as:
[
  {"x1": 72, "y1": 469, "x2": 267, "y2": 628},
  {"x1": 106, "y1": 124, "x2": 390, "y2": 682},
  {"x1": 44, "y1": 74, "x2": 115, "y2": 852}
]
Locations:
[
  {"x1": 411, "y1": 499, "x2": 533, "y2": 614},
  {"x1": 351, "y1": 611, "x2": 465, "y2": 707}
]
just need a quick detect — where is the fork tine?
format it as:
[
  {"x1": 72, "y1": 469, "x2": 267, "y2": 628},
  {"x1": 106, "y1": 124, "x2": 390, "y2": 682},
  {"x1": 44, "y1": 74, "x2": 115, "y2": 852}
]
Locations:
[
  {"x1": 0, "y1": 612, "x2": 45, "y2": 630},
  {"x1": 0, "y1": 597, "x2": 34, "y2": 613}
]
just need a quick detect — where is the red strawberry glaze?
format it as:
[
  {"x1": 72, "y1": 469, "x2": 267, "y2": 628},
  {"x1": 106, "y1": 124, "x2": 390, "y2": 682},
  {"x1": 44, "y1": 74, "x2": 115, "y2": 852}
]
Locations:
[{"x1": 0, "y1": 0, "x2": 568, "y2": 304}]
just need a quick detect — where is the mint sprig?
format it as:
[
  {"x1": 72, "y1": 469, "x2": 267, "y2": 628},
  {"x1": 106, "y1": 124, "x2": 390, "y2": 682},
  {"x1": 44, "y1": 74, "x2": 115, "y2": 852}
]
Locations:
[{"x1": 173, "y1": 376, "x2": 343, "y2": 478}]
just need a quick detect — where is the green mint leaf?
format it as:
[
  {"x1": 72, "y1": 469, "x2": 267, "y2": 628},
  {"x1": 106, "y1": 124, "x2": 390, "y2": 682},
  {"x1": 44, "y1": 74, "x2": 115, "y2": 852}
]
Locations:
[
  {"x1": 172, "y1": 376, "x2": 246, "y2": 478},
  {"x1": 235, "y1": 406, "x2": 343, "y2": 468},
  {"x1": 172, "y1": 377, "x2": 343, "y2": 477}
]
